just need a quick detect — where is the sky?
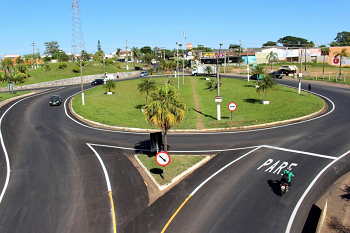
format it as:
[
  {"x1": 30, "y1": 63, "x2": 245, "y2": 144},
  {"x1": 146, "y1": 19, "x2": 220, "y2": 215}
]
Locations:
[{"x1": 0, "y1": 0, "x2": 349, "y2": 57}]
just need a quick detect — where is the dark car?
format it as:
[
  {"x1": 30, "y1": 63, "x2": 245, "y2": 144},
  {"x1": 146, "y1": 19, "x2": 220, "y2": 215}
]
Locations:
[
  {"x1": 49, "y1": 95, "x2": 62, "y2": 106},
  {"x1": 268, "y1": 71, "x2": 285, "y2": 79},
  {"x1": 250, "y1": 74, "x2": 265, "y2": 80},
  {"x1": 135, "y1": 66, "x2": 143, "y2": 70},
  {"x1": 91, "y1": 79, "x2": 104, "y2": 85}
]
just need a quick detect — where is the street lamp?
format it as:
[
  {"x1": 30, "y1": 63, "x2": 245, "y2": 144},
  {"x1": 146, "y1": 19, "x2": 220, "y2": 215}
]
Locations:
[
  {"x1": 216, "y1": 42, "x2": 223, "y2": 121},
  {"x1": 176, "y1": 42, "x2": 179, "y2": 89}
]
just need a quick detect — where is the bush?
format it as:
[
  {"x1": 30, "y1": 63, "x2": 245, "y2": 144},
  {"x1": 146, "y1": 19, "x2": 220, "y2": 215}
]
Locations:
[
  {"x1": 59, "y1": 62, "x2": 67, "y2": 69},
  {"x1": 104, "y1": 79, "x2": 116, "y2": 93},
  {"x1": 72, "y1": 65, "x2": 80, "y2": 73},
  {"x1": 13, "y1": 72, "x2": 27, "y2": 84},
  {"x1": 115, "y1": 63, "x2": 121, "y2": 69},
  {"x1": 45, "y1": 64, "x2": 51, "y2": 71}
]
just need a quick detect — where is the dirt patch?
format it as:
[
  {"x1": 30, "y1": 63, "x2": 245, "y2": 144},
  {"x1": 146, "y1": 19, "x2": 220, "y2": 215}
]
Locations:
[
  {"x1": 190, "y1": 76, "x2": 204, "y2": 130},
  {"x1": 316, "y1": 173, "x2": 350, "y2": 232}
]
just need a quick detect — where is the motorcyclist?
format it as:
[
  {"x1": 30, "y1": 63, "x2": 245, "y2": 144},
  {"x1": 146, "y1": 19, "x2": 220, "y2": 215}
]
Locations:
[{"x1": 281, "y1": 166, "x2": 294, "y2": 191}]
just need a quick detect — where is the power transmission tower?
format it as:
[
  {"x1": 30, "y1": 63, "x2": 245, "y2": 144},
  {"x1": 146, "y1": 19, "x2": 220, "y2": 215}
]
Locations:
[
  {"x1": 71, "y1": 0, "x2": 85, "y2": 56},
  {"x1": 71, "y1": 0, "x2": 86, "y2": 105}
]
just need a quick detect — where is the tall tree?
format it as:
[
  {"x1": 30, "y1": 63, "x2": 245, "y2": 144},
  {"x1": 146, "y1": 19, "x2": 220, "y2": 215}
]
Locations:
[
  {"x1": 131, "y1": 47, "x2": 141, "y2": 68},
  {"x1": 277, "y1": 36, "x2": 310, "y2": 47},
  {"x1": 266, "y1": 51, "x2": 278, "y2": 71},
  {"x1": 143, "y1": 53, "x2": 154, "y2": 66},
  {"x1": 330, "y1": 31, "x2": 350, "y2": 47},
  {"x1": 44, "y1": 41, "x2": 59, "y2": 56},
  {"x1": 262, "y1": 41, "x2": 278, "y2": 47},
  {"x1": 137, "y1": 78, "x2": 157, "y2": 105},
  {"x1": 256, "y1": 76, "x2": 277, "y2": 101},
  {"x1": 143, "y1": 83, "x2": 186, "y2": 152},
  {"x1": 333, "y1": 48, "x2": 350, "y2": 79},
  {"x1": 15, "y1": 56, "x2": 24, "y2": 64},
  {"x1": 1, "y1": 58, "x2": 14, "y2": 76},
  {"x1": 140, "y1": 46, "x2": 153, "y2": 55}
]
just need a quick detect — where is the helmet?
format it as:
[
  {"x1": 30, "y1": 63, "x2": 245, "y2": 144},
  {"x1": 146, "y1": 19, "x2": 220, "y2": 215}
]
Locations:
[{"x1": 287, "y1": 166, "x2": 292, "y2": 171}]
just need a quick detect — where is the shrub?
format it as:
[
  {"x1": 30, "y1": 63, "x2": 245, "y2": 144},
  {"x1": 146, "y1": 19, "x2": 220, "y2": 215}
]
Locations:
[
  {"x1": 104, "y1": 79, "x2": 116, "y2": 93},
  {"x1": 59, "y1": 62, "x2": 67, "y2": 69},
  {"x1": 72, "y1": 65, "x2": 80, "y2": 73},
  {"x1": 45, "y1": 64, "x2": 51, "y2": 71}
]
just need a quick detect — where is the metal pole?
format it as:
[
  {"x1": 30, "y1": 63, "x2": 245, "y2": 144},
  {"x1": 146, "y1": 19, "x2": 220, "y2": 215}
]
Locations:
[
  {"x1": 176, "y1": 42, "x2": 179, "y2": 89},
  {"x1": 126, "y1": 40, "x2": 129, "y2": 70},
  {"x1": 304, "y1": 47, "x2": 307, "y2": 76}
]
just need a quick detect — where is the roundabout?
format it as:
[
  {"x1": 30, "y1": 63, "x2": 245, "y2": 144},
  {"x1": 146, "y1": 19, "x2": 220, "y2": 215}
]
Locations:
[{"x1": 0, "y1": 76, "x2": 349, "y2": 232}]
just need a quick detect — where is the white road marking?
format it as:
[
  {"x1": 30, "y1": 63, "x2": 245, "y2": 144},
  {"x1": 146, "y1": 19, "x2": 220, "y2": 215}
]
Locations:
[
  {"x1": 262, "y1": 145, "x2": 337, "y2": 160},
  {"x1": 286, "y1": 149, "x2": 350, "y2": 233}
]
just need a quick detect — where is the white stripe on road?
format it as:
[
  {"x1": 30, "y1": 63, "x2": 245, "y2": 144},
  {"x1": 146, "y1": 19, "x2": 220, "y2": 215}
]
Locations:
[
  {"x1": 286, "y1": 149, "x2": 350, "y2": 233},
  {"x1": 262, "y1": 145, "x2": 337, "y2": 160}
]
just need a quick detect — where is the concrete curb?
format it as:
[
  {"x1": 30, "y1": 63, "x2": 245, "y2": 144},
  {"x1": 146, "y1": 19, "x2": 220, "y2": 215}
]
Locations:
[{"x1": 134, "y1": 155, "x2": 211, "y2": 191}]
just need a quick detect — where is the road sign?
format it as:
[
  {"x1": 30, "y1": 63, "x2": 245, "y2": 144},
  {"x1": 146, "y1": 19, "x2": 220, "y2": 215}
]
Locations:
[
  {"x1": 155, "y1": 151, "x2": 171, "y2": 167},
  {"x1": 228, "y1": 102, "x2": 237, "y2": 112}
]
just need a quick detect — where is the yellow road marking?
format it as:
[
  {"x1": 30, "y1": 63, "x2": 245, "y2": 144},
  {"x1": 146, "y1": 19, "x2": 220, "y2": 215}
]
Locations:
[
  {"x1": 161, "y1": 195, "x2": 192, "y2": 233},
  {"x1": 109, "y1": 191, "x2": 117, "y2": 233}
]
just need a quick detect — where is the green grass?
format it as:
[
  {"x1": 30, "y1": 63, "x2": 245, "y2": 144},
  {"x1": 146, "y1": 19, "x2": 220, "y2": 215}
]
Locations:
[
  {"x1": 72, "y1": 76, "x2": 324, "y2": 130},
  {"x1": 0, "y1": 91, "x2": 31, "y2": 102},
  {"x1": 0, "y1": 61, "x2": 141, "y2": 88},
  {"x1": 137, "y1": 154, "x2": 205, "y2": 186}
]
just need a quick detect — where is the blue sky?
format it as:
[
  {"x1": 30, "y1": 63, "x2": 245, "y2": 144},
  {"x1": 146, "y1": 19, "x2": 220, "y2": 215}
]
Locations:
[{"x1": 0, "y1": 0, "x2": 349, "y2": 56}]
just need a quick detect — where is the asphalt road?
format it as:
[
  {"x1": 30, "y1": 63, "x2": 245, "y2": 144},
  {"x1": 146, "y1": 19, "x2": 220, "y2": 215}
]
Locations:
[{"x1": 0, "y1": 77, "x2": 349, "y2": 233}]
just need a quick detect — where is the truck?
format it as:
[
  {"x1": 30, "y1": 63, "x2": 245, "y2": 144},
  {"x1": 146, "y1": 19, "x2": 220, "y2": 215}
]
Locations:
[
  {"x1": 277, "y1": 65, "x2": 298, "y2": 76},
  {"x1": 192, "y1": 65, "x2": 217, "y2": 76}
]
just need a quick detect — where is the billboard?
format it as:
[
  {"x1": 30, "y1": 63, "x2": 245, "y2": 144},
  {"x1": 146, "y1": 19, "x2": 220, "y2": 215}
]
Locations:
[{"x1": 201, "y1": 52, "x2": 225, "y2": 58}]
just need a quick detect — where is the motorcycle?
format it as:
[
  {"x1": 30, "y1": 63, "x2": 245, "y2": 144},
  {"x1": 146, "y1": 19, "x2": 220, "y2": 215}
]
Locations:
[{"x1": 280, "y1": 181, "x2": 289, "y2": 196}]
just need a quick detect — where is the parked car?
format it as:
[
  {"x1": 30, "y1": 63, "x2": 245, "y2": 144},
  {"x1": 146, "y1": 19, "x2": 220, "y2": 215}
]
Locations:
[
  {"x1": 268, "y1": 71, "x2": 285, "y2": 79},
  {"x1": 49, "y1": 95, "x2": 62, "y2": 106},
  {"x1": 140, "y1": 71, "x2": 148, "y2": 77},
  {"x1": 91, "y1": 79, "x2": 104, "y2": 85},
  {"x1": 135, "y1": 66, "x2": 143, "y2": 70},
  {"x1": 250, "y1": 74, "x2": 265, "y2": 80}
]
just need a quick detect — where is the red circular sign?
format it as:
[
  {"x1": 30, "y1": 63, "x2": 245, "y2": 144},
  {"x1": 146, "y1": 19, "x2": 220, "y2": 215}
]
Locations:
[
  {"x1": 186, "y1": 43, "x2": 193, "y2": 50},
  {"x1": 228, "y1": 102, "x2": 237, "y2": 112},
  {"x1": 333, "y1": 57, "x2": 340, "y2": 64},
  {"x1": 155, "y1": 151, "x2": 171, "y2": 167}
]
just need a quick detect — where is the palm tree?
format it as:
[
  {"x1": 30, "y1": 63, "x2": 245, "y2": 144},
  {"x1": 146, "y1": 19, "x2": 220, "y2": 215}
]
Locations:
[
  {"x1": 256, "y1": 76, "x2": 277, "y2": 101},
  {"x1": 104, "y1": 80, "x2": 116, "y2": 93},
  {"x1": 252, "y1": 64, "x2": 265, "y2": 81},
  {"x1": 204, "y1": 66, "x2": 213, "y2": 76},
  {"x1": 333, "y1": 48, "x2": 350, "y2": 79},
  {"x1": 1, "y1": 58, "x2": 14, "y2": 76},
  {"x1": 266, "y1": 51, "x2": 278, "y2": 72},
  {"x1": 131, "y1": 47, "x2": 141, "y2": 69},
  {"x1": 137, "y1": 78, "x2": 157, "y2": 105},
  {"x1": 143, "y1": 83, "x2": 186, "y2": 152}
]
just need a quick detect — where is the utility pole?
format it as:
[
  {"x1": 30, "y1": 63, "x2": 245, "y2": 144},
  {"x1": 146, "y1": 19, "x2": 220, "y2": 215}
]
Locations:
[
  {"x1": 31, "y1": 42, "x2": 35, "y2": 69},
  {"x1": 126, "y1": 40, "x2": 129, "y2": 70}
]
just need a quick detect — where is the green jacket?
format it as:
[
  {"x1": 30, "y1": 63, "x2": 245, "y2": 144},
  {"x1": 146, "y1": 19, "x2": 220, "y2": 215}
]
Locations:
[{"x1": 282, "y1": 170, "x2": 294, "y2": 182}]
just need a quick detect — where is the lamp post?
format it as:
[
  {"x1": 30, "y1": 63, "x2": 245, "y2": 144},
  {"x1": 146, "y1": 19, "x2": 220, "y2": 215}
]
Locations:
[
  {"x1": 176, "y1": 42, "x2": 179, "y2": 89},
  {"x1": 216, "y1": 42, "x2": 223, "y2": 121},
  {"x1": 247, "y1": 50, "x2": 250, "y2": 82}
]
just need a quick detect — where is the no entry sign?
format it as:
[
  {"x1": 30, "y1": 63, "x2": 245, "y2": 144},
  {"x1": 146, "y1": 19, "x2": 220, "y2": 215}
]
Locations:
[{"x1": 228, "y1": 102, "x2": 237, "y2": 112}]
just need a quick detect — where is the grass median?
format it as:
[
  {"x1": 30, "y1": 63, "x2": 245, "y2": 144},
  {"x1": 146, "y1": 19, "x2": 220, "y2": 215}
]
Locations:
[{"x1": 72, "y1": 76, "x2": 324, "y2": 130}]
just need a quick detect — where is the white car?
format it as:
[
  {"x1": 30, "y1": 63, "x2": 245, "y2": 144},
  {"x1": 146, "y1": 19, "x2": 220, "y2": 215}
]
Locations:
[{"x1": 140, "y1": 71, "x2": 148, "y2": 77}]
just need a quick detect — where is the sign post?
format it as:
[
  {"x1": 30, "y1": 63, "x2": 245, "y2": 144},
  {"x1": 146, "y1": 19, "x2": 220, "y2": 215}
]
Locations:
[
  {"x1": 228, "y1": 102, "x2": 237, "y2": 120},
  {"x1": 155, "y1": 151, "x2": 171, "y2": 179}
]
